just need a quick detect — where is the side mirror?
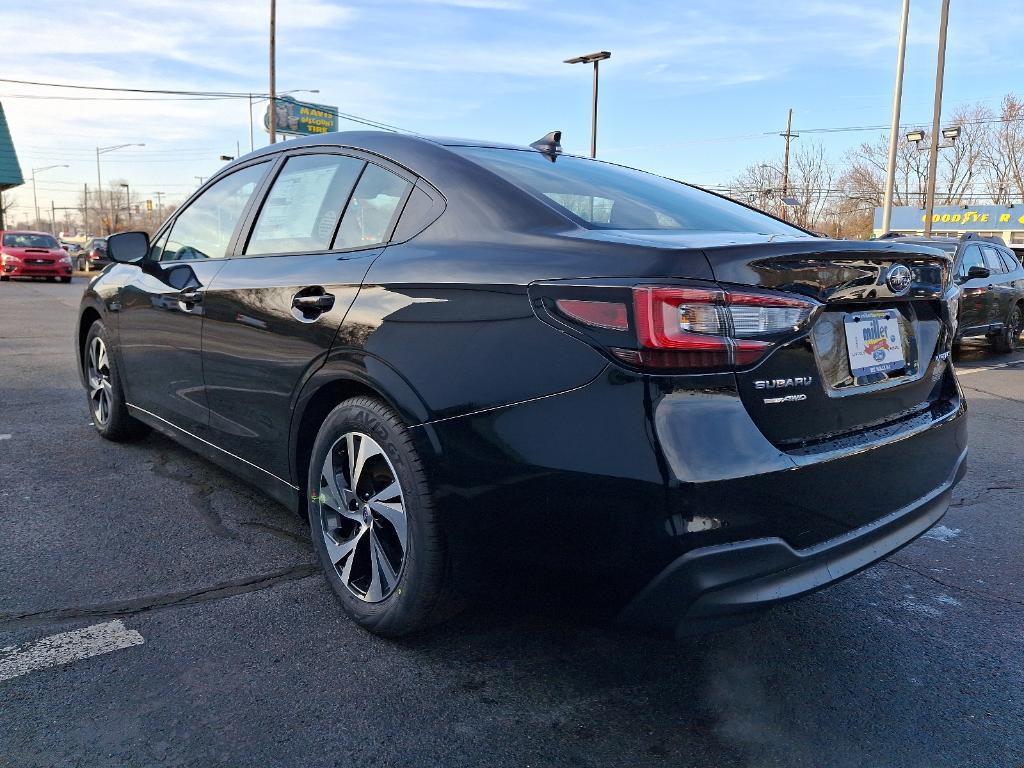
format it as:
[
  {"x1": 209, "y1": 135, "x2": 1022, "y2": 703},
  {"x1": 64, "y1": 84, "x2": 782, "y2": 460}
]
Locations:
[
  {"x1": 966, "y1": 265, "x2": 991, "y2": 280},
  {"x1": 106, "y1": 231, "x2": 150, "y2": 264}
]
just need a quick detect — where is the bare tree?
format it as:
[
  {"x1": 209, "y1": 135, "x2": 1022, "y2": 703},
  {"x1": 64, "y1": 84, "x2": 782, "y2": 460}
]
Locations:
[
  {"x1": 939, "y1": 104, "x2": 991, "y2": 205},
  {"x1": 982, "y1": 94, "x2": 1024, "y2": 202},
  {"x1": 788, "y1": 142, "x2": 835, "y2": 229},
  {"x1": 727, "y1": 141, "x2": 837, "y2": 231}
]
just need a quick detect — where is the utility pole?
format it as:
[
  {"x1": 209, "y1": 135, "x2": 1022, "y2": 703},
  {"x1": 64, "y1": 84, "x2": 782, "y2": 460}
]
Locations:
[
  {"x1": 154, "y1": 191, "x2": 165, "y2": 221},
  {"x1": 50, "y1": 201, "x2": 56, "y2": 235},
  {"x1": 95, "y1": 148, "x2": 103, "y2": 233},
  {"x1": 780, "y1": 108, "x2": 797, "y2": 199},
  {"x1": 881, "y1": 0, "x2": 911, "y2": 235},
  {"x1": 923, "y1": 0, "x2": 951, "y2": 238},
  {"x1": 83, "y1": 183, "x2": 89, "y2": 236},
  {"x1": 268, "y1": 0, "x2": 277, "y2": 144}
]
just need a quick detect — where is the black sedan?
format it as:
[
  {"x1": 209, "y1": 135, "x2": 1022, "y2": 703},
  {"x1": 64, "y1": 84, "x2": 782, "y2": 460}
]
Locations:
[
  {"x1": 77, "y1": 131, "x2": 966, "y2": 637},
  {"x1": 893, "y1": 234, "x2": 1024, "y2": 352},
  {"x1": 80, "y1": 237, "x2": 108, "y2": 271}
]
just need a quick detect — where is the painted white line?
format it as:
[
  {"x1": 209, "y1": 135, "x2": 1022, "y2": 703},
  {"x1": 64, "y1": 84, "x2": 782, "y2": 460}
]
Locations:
[
  {"x1": 0, "y1": 434, "x2": 11, "y2": 440},
  {"x1": 955, "y1": 361, "x2": 1024, "y2": 376},
  {"x1": 0, "y1": 620, "x2": 144, "y2": 683}
]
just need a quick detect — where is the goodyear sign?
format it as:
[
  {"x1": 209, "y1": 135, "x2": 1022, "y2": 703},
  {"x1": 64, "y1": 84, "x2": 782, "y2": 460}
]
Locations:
[
  {"x1": 876, "y1": 204, "x2": 1024, "y2": 231},
  {"x1": 264, "y1": 96, "x2": 338, "y2": 136}
]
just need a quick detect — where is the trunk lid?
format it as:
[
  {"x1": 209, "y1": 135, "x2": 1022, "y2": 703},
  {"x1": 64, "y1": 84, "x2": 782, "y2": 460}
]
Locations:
[{"x1": 702, "y1": 238, "x2": 954, "y2": 448}]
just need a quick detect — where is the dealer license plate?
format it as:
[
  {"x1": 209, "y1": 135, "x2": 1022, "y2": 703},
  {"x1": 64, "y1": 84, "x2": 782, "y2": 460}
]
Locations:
[{"x1": 843, "y1": 310, "x2": 905, "y2": 378}]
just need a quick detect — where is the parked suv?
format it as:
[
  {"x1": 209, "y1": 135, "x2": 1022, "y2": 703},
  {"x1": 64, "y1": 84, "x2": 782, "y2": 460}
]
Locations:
[
  {"x1": 77, "y1": 131, "x2": 967, "y2": 637},
  {"x1": 886, "y1": 234, "x2": 1024, "y2": 352}
]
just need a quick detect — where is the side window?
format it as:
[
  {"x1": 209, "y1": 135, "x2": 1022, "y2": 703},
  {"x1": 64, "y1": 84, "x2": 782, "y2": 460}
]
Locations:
[
  {"x1": 333, "y1": 163, "x2": 412, "y2": 250},
  {"x1": 246, "y1": 154, "x2": 365, "y2": 256},
  {"x1": 392, "y1": 184, "x2": 443, "y2": 242},
  {"x1": 162, "y1": 163, "x2": 268, "y2": 262},
  {"x1": 959, "y1": 245, "x2": 985, "y2": 277},
  {"x1": 1001, "y1": 250, "x2": 1022, "y2": 272},
  {"x1": 982, "y1": 245, "x2": 1005, "y2": 273}
]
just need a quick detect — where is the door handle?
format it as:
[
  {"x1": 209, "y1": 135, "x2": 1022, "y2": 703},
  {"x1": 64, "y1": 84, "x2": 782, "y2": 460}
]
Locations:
[
  {"x1": 178, "y1": 289, "x2": 204, "y2": 304},
  {"x1": 292, "y1": 293, "x2": 335, "y2": 311}
]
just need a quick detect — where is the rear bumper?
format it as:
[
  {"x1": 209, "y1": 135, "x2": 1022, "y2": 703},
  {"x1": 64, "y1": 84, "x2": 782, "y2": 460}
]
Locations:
[{"x1": 618, "y1": 446, "x2": 967, "y2": 636}]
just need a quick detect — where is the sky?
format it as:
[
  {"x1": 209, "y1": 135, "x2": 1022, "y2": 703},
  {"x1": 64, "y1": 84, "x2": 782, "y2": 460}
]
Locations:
[{"x1": 2, "y1": 0, "x2": 1024, "y2": 227}]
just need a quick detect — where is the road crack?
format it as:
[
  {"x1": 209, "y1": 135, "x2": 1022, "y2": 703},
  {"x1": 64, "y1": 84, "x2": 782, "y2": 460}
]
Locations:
[
  {"x1": 149, "y1": 450, "x2": 236, "y2": 539},
  {"x1": 950, "y1": 483, "x2": 1024, "y2": 508},
  {"x1": 0, "y1": 563, "x2": 319, "y2": 631},
  {"x1": 881, "y1": 559, "x2": 1024, "y2": 607}
]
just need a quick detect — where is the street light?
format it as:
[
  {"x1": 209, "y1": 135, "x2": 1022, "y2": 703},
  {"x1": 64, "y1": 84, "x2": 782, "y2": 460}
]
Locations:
[
  {"x1": 32, "y1": 164, "x2": 68, "y2": 233},
  {"x1": 96, "y1": 143, "x2": 144, "y2": 235},
  {"x1": 564, "y1": 51, "x2": 611, "y2": 158},
  {"x1": 250, "y1": 88, "x2": 320, "y2": 151}
]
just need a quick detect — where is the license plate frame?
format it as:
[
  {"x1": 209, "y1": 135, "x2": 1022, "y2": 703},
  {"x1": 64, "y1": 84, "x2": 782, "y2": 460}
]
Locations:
[{"x1": 843, "y1": 309, "x2": 906, "y2": 378}]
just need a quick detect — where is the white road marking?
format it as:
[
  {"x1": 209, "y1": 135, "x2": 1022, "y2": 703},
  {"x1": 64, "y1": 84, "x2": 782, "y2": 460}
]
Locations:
[
  {"x1": 0, "y1": 434, "x2": 11, "y2": 440},
  {"x1": 0, "y1": 620, "x2": 144, "y2": 683},
  {"x1": 922, "y1": 524, "x2": 962, "y2": 543},
  {"x1": 955, "y1": 361, "x2": 1024, "y2": 376}
]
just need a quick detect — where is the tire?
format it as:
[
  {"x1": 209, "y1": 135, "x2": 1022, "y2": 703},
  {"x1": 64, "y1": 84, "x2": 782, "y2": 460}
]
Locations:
[
  {"x1": 0, "y1": 275, "x2": 8, "y2": 281},
  {"x1": 991, "y1": 303, "x2": 1024, "y2": 354},
  {"x1": 83, "y1": 320, "x2": 150, "y2": 442},
  {"x1": 307, "y1": 396, "x2": 458, "y2": 636}
]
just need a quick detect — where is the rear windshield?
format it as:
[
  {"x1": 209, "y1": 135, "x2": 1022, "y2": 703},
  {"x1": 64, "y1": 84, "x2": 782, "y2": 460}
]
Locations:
[
  {"x1": 3, "y1": 233, "x2": 59, "y2": 249},
  {"x1": 455, "y1": 147, "x2": 806, "y2": 235}
]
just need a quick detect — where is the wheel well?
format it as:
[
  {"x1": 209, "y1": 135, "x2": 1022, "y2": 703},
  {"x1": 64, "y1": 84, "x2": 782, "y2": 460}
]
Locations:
[
  {"x1": 78, "y1": 307, "x2": 101, "y2": 369},
  {"x1": 293, "y1": 378, "x2": 386, "y2": 500}
]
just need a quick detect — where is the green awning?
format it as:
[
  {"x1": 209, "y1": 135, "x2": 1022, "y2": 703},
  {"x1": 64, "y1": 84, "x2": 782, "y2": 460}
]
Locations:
[{"x1": 0, "y1": 102, "x2": 24, "y2": 192}]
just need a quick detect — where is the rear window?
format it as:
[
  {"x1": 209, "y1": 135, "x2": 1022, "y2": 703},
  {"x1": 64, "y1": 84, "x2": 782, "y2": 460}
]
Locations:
[
  {"x1": 3, "y1": 233, "x2": 59, "y2": 249},
  {"x1": 454, "y1": 147, "x2": 806, "y2": 235}
]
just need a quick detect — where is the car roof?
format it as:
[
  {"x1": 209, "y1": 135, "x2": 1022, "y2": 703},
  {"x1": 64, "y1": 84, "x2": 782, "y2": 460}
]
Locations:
[{"x1": 1, "y1": 230, "x2": 54, "y2": 236}]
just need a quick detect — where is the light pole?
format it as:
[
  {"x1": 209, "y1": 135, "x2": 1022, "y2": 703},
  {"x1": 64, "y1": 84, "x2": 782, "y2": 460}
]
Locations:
[
  {"x1": 268, "y1": 0, "x2": 277, "y2": 144},
  {"x1": 32, "y1": 164, "x2": 68, "y2": 231},
  {"x1": 881, "y1": 0, "x2": 911, "y2": 235},
  {"x1": 564, "y1": 51, "x2": 611, "y2": 158},
  {"x1": 96, "y1": 143, "x2": 144, "y2": 234},
  {"x1": 923, "y1": 0, "x2": 951, "y2": 237},
  {"x1": 249, "y1": 89, "x2": 319, "y2": 150}
]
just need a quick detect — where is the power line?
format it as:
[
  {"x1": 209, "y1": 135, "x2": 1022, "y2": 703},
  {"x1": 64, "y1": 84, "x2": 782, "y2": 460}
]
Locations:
[{"x1": 0, "y1": 77, "x2": 419, "y2": 135}]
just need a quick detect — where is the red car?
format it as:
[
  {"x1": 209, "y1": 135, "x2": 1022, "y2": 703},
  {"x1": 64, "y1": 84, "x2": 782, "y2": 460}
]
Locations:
[{"x1": 0, "y1": 230, "x2": 74, "y2": 282}]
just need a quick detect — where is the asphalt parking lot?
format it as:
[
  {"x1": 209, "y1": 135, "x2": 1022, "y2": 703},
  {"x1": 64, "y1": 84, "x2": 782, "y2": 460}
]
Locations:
[{"x1": 1, "y1": 277, "x2": 1022, "y2": 768}]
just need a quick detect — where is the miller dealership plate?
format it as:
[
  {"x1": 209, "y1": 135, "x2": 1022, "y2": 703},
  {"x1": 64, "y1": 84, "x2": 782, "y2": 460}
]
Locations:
[{"x1": 843, "y1": 310, "x2": 905, "y2": 378}]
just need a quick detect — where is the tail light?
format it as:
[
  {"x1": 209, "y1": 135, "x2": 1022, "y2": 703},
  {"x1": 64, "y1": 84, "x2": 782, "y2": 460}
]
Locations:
[{"x1": 541, "y1": 282, "x2": 819, "y2": 373}]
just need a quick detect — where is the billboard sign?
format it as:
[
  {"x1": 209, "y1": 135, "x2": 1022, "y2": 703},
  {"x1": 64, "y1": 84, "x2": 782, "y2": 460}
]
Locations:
[
  {"x1": 264, "y1": 96, "x2": 339, "y2": 136},
  {"x1": 875, "y1": 204, "x2": 1024, "y2": 232}
]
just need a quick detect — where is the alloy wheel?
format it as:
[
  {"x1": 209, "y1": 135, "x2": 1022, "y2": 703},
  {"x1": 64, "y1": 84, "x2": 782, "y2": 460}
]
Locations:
[
  {"x1": 87, "y1": 336, "x2": 113, "y2": 426},
  {"x1": 315, "y1": 432, "x2": 408, "y2": 602},
  {"x1": 1011, "y1": 307, "x2": 1024, "y2": 350}
]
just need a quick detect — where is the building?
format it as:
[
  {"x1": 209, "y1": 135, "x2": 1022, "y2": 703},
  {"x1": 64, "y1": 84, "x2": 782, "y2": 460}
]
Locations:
[
  {"x1": 873, "y1": 204, "x2": 1024, "y2": 252},
  {"x1": 0, "y1": 101, "x2": 25, "y2": 230}
]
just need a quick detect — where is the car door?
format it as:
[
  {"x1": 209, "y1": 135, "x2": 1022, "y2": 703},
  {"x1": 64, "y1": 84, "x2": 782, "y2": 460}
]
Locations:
[
  {"x1": 955, "y1": 244, "x2": 992, "y2": 335},
  {"x1": 116, "y1": 161, "x2": 271, "y2": 433},
  {"x1": 981, "y1": 245, "x2": 1010, "y2": 326},
  {"x1": 200, "y1": 151, "x2": 414, "y2": 480}
]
